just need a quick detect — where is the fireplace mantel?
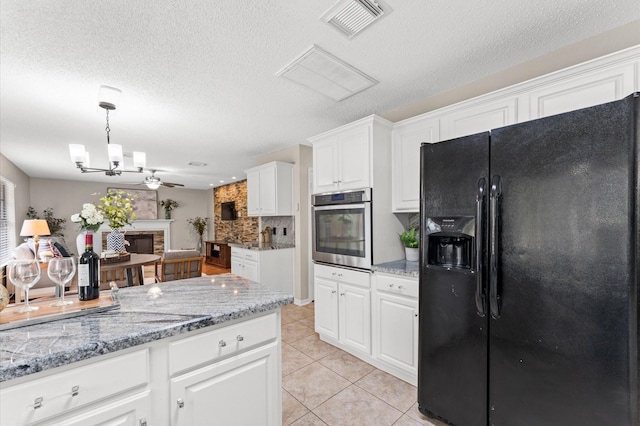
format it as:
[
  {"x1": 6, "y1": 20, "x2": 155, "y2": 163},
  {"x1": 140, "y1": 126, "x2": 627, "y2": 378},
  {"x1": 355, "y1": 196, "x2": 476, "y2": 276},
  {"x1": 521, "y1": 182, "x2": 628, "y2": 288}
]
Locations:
[{"x1": 98, "y1": 220, "x2": 172, "y2": 250}]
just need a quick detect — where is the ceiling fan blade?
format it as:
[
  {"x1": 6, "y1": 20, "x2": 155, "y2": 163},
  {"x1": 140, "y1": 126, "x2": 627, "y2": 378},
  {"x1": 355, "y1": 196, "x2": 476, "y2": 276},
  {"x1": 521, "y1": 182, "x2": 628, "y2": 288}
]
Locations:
[{"x1": 162, "y1": 182, "x2": 185, "y2": 188}]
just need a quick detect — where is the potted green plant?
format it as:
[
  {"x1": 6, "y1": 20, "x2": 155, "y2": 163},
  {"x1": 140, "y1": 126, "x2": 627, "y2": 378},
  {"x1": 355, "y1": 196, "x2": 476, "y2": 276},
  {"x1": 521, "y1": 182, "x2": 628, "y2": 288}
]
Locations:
[
  {"x1": 187, "y1": 217, "x2": 208, "y2": 254},
  {"x1": 399, "y1": 227, "x2": 419, "y2": 262}
]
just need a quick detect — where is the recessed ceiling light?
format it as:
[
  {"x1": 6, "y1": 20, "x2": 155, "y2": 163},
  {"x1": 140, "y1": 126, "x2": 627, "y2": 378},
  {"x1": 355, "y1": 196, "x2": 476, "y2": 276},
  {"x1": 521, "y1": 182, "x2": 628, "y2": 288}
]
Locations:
[
  {"x1": 219, "y1": 180, "x2": 224, "y2": 183},
  {"x1": 231, "y1": 176, "x2": 237, "y2": 180},
  {"x1": 209, "y1": 183, "x2": 214, "y2": 186}
]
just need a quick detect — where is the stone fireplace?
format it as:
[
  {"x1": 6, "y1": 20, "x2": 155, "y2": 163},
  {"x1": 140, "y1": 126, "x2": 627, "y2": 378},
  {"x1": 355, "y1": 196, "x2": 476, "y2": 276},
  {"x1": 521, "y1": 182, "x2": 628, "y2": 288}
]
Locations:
[{"x1": 99, "y1": 220, "x2": 172, "y2": 255}]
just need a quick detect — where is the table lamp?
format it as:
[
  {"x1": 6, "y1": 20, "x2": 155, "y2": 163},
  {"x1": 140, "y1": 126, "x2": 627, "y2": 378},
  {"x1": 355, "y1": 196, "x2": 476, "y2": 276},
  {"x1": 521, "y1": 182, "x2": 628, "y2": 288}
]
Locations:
[{"x1": 20, "y1": 219, "x2": 51, "y2": 260}]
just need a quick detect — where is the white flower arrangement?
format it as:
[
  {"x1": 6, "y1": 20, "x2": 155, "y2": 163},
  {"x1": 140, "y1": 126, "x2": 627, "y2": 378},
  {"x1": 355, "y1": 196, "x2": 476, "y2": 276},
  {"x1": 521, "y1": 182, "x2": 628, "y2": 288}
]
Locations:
[{"x1": 71, "y1": 203, "x2": 105, "y2": 232}]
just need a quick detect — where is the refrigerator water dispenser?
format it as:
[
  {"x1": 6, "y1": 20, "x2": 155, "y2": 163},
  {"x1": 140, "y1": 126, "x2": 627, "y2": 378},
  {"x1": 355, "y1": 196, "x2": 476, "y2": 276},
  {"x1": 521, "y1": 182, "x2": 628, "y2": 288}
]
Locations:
[{"x1": 426, "y1": 216, "x2": 475, "y2": 269}]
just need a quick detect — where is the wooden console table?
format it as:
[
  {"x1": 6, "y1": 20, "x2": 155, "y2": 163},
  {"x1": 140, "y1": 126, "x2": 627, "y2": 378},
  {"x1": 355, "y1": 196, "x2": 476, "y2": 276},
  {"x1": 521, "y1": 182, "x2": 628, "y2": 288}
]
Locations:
[{"x1": 205, "y1": 241, "x2": 231, "y2": 268}]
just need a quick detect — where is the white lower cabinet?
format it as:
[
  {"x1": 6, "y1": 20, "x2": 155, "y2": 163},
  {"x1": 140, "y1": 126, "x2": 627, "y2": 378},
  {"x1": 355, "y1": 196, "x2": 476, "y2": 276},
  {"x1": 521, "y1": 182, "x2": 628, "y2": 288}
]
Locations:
[
  {"x1": 372, "y1": 273, "x2": 419, "y2": 385},
  {"x1": 231, "y1": 247, "x2": 294, "y2": 294},
  {"x1": 314, "y1": 264, "x2": 371, "y2": 357},
  {"x1": 170, "y1": 342, "x2": 279, "y2": 426},
  {"x1": 52, "y1": 391, "x2": 151, "y2": 426},
  {"x1": 0, "y1": 311, "x2": 282, "y2": 425},
  {"x1": 314, "y1": 265, "x2": 420, "y2": 386}
]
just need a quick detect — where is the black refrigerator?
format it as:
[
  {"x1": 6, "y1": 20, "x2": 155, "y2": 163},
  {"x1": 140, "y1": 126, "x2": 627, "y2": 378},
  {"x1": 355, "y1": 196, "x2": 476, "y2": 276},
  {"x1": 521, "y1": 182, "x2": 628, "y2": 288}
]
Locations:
[{"x1": 418, "y1": 93, "x2": 639, "y2": 425}]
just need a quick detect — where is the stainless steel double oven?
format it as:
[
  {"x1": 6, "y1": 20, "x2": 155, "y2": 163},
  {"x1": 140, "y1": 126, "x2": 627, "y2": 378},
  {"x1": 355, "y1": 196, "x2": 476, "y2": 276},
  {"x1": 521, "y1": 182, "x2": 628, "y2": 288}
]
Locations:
[{"x1": 312, "y1": 188, "x2": 372, "y2": 270}]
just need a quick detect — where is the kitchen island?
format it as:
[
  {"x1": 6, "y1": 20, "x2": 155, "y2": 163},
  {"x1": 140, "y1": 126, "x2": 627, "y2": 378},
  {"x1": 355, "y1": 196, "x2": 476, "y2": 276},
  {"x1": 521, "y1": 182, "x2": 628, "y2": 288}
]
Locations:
[{"x1": 0, "y1": 274, "x2": 293, "y2": 425}]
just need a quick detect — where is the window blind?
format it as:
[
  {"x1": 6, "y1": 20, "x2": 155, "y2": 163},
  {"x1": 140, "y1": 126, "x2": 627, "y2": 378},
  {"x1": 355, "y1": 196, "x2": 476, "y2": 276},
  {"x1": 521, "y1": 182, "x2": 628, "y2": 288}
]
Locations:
[{"x1": 0, "y1": 176, "x2": 16, "y2": 266}]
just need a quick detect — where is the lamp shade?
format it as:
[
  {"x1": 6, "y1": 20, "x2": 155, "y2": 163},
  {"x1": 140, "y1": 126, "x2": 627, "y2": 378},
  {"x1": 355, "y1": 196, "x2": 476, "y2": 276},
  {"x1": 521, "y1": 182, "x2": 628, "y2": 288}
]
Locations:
[{"x1": 20, "y1": 219, "x2": 51, "y2": 237}]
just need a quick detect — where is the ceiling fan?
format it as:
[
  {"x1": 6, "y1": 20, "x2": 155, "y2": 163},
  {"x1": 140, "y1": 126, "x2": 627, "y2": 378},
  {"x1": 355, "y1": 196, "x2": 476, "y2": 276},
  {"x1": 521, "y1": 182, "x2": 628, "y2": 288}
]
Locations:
[{"x1": 139, "y1": 170, "x2": 185, "y2": 189}]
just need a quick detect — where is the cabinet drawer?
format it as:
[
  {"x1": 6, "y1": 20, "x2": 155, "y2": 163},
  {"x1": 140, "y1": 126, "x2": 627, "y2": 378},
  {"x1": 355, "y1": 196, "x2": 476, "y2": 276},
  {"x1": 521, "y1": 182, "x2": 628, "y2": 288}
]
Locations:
[
  {"x1": 375, "y1": 274, "x2": 418, "y2": 298},
  {"x1": 0, "y1": 349, "x2": 148, "y2": 426},
  {"x1": 231, "y1": 248, "x2": 259, "y2": 262},
  {"x1": 169, "y1": 312, "x2": 277, "y2": 375},
  {"x1": 314, "y1": 264, "x2": 370, "y2": 288}
]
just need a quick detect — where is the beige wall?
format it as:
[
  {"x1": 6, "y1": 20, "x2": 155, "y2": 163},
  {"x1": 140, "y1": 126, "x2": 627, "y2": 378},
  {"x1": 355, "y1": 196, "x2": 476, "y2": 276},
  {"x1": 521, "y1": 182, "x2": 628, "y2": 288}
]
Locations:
[
  {"x1": 257, "y1": 144, "x2": 313, "y2": 304},
  {"x1": 20, "y1": 177, "x2": 212, "y2": 253}
]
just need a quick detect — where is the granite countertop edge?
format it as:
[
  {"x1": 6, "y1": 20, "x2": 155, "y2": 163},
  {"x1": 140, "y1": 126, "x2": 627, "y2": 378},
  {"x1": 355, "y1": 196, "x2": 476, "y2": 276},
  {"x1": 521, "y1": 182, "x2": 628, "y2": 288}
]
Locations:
[
  {"x1": 227, "y1": 242, "x2": 295, "y2": 251},
  {"x1": 0, "y1": 274, "x2": 293, "y2": 382},
  {"x1": 372, "y1": 259, "x2": 419, "y2": 278}
]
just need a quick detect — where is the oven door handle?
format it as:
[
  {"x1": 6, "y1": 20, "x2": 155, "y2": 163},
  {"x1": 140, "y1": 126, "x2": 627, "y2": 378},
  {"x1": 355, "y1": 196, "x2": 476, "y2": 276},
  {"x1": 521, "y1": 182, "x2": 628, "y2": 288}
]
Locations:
[{"x1": 312, "y1": 203, "x2": 369, "y2": 211}]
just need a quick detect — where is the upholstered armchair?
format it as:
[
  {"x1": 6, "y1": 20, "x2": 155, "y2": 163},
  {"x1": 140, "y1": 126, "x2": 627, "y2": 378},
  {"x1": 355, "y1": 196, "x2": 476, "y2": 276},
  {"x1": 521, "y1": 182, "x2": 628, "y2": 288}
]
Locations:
[{"x1": 156, "y1": 250, "x2": 203, "y2": 282}]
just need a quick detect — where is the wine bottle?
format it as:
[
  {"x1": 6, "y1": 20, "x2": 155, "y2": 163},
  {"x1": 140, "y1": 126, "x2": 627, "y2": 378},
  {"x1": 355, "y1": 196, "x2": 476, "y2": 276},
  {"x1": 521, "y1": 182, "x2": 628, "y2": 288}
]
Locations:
[{"x1": 78, "y1": 233, "x2": 100, "y2": 301}]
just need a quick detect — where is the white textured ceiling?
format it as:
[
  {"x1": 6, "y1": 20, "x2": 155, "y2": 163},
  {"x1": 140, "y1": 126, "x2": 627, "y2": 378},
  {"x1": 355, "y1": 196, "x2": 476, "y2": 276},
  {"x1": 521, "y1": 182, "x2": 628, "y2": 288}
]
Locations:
[{"x1": 1, "y1": 1, "x2": 639, "y2": 189}]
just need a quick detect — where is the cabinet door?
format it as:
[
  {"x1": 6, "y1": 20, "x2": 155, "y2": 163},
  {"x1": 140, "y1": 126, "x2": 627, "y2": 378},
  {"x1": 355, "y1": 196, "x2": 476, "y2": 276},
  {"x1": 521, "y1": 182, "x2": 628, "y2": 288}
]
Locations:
[
  {"x1": 231, "y1": 257, "x2": 243, "y2": 278},
  {"x1": 339, "y1": 283, "x2": 371, "y2": 354},
  {"x1": 374, "y1": 292, "x2": 418, "y2": 375},
  {"x1": 246, "y1": 169, "x2": 261, "y2": 216},
  {"x1": 54, "y1": 391, "x2": 151, "y2": 426},
  {"x1": 314, "y1": 139, "x2": 339, "y2": 192},
  {"x1": 337, "y1": 126, "x2": 370, "y2": 190},
  {"x1": 392, "y1": 118, "x2": 440, "y2": 212},
  {"x1": 526, "y1": 62, "x2": 636, "y2": 120},
  {"x1": 171, "y1": 342, "x2": 280, "y2": 426},
  {"x1": 314, "y1": 276, "x2": 339, "y2": 340},
  {"x1": 244, "y1": 260, "x2": 259, "y2": 283},
  {"x1": 441, "y1": 98, "x2": 517, "y2": 140},
  {"x1": 258, "y1": 166, "x2": 277, "y2": 215}
]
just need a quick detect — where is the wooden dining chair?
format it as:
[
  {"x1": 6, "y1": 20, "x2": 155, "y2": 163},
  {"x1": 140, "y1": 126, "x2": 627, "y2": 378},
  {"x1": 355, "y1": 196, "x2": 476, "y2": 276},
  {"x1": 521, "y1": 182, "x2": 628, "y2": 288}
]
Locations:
[{"x1": 156, "y1": 250, "x2": 204, "y2": 282}]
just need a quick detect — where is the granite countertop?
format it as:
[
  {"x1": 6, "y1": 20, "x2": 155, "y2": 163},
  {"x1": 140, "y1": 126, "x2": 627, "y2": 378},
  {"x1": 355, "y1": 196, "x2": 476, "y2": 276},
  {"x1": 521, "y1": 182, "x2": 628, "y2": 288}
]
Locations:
[
  {"x1": 228, "y1": 242, "x2": 295, "y2": 251},
  {"x1": 0, "y1": 274, "x2": 293, "y2": 382},
  {"x1": 372, "y1": 259, "x2": 419, "y2": 278}
]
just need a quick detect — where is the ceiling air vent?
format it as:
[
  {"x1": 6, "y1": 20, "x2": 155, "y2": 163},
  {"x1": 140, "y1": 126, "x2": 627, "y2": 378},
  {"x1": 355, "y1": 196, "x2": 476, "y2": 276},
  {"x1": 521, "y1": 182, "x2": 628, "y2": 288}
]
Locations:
[
  {"x1": 276, "y1": 45, "x2": 377, "y2": 102},
  {"x1": 321, "y1": 0, "x2": 391, "y2": 39}
]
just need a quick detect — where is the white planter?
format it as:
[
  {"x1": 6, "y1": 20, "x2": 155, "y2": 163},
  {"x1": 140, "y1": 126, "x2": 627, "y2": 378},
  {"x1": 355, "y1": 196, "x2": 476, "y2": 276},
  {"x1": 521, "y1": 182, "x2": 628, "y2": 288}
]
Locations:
[{"x1": 405, "y1": 247, "x2": 419, "y2": 262}]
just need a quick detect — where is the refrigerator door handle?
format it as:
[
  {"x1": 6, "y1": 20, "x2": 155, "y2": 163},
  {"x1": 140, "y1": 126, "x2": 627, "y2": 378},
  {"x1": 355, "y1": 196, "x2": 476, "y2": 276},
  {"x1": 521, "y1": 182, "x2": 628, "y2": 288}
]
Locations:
[
  {"x1": 475, "y1": 177, "x2": 486, "y2": 317},
  {"x1": 489, "y1": 175, "x2": 502, "y2": 319}
]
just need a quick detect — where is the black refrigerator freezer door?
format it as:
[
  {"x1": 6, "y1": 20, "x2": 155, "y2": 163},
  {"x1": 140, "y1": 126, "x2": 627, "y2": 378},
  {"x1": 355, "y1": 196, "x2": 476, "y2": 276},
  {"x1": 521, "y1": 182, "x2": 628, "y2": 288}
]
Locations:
[
  {"x1": 418, "y1": 132, "x2": 490, "y2": 426},
  {"x1": 488, "y1": 94, "x2": 639, "y2": 425}
]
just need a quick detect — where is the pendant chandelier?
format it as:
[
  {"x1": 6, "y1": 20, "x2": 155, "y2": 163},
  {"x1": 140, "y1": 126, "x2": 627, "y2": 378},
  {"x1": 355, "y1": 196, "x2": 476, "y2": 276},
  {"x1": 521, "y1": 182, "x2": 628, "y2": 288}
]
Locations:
[{"x1": 69, "y1": 85, "x2": 146, "y2": 176}]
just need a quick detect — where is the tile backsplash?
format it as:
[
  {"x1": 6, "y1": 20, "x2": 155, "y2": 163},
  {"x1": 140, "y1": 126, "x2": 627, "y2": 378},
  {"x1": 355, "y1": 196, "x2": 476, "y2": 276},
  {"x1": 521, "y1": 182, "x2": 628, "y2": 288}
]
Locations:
[{"x1": 260, "y1": 216, "x2": 295, "y2": 245}]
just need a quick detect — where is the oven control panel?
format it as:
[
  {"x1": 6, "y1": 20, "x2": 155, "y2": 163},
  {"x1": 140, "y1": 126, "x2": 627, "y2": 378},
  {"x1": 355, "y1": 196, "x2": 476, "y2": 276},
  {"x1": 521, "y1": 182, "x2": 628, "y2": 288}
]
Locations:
[{"x1": 313, "y1": 188, "x2": 371, "y2": 206}]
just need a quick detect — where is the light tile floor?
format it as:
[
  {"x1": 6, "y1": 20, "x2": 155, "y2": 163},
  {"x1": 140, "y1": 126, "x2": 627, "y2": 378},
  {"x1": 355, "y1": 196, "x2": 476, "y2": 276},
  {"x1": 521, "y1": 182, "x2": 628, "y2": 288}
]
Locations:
[{"x1": 281, "y1": 303, "x2": 447, "y2": 426}]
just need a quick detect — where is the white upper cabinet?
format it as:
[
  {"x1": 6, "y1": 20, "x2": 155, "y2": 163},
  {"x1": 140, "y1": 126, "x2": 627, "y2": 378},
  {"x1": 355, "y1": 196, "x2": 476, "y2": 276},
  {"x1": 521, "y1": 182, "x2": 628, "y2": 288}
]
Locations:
[
  {"x1": 524, "y1": 60, "x2": 638, "y2": 120},
  {"x1": 390, "y1": 46, "x2": 639, "y2": 212},
  {"x1": 440, "y1": 97, "x2": 518, "y2": 141},
  {"x1": 245, "y1": 161, "x2": 293, "y2": 216},
  {"x1": 309, "y1": 115, "x2": 392, "y2": 193},
  {"x1": 392, "y1": 118, "x2": 440, "y2": 212}
]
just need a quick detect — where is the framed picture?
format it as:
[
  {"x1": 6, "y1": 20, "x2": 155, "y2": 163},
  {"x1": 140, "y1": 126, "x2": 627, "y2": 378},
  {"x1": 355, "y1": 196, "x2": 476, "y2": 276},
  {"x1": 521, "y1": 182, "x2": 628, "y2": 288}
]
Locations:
[{"x1": 108, "y1": 188, "x2": 158, "y2": 220}]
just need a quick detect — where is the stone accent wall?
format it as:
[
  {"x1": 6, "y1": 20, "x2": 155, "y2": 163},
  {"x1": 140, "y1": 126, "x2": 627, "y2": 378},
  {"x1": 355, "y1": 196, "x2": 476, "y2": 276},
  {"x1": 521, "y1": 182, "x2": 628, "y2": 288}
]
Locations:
[{"x1": 214, "y1": 180, "x2": 259, "y2": 243}]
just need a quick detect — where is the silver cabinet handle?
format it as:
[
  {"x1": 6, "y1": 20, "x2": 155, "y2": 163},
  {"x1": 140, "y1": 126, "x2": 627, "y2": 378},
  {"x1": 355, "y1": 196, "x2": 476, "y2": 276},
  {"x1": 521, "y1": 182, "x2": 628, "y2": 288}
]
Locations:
[
  {"x1": 236, "y1": 335, "x2": 244, "y2": 342},
  {"x1": 398, "y1": 285, "x2": 404, "y2": 290},
  {"x1": 33, "y1": 397, "x2": 43, "y2": 410},
  {"x1": 71, "y1": 385, "x2": 79, "y2": 397},
  {"x1": 140, "y1": 419, "x2": 148, "y2": 426},
  {"x1": 331, "y1": 290, "x2": 337, "y2": 294},
  {"x1": 340, "y1": 292, "x2": 345, "y2": 296},
  {"x1": 388, "y1": 283, "x2": 395, "y2": 288},
  {"x1": 219, "y1": 340, "x2": 227, "y2": 347},
  {"x1": 177, "y1": 398, "x2": 184, "y2": 408}
]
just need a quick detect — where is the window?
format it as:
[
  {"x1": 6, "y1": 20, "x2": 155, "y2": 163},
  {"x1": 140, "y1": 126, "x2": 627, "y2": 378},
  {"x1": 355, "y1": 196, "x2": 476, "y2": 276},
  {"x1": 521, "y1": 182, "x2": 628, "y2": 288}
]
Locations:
[{"x1": 0, "y1": 176, "x2": 16, "y2": 265}]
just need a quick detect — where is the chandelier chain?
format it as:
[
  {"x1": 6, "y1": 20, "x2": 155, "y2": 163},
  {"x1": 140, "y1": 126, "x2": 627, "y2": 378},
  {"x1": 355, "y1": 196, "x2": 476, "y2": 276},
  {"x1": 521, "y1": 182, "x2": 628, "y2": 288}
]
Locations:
[{"x1": 105, "y1": 109, "x2": 111, "y2": 144}]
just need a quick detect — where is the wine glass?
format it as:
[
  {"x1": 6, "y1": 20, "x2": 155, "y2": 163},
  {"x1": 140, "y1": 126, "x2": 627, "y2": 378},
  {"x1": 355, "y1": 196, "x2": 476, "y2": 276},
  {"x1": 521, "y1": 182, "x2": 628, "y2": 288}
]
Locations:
[
  {"x1": 8, "y1": 259, "x2": 41, "y2": 313},
  {"x1": 48, "y1": 258, "x2": 76, "y2": 307}
]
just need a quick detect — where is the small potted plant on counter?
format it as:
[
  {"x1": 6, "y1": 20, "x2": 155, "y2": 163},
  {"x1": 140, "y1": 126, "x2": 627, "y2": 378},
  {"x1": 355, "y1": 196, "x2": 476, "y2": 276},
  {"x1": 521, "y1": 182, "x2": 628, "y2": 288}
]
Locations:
[{"x1": 399, "y1": 227, "x2": 419, "y2": 262}]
